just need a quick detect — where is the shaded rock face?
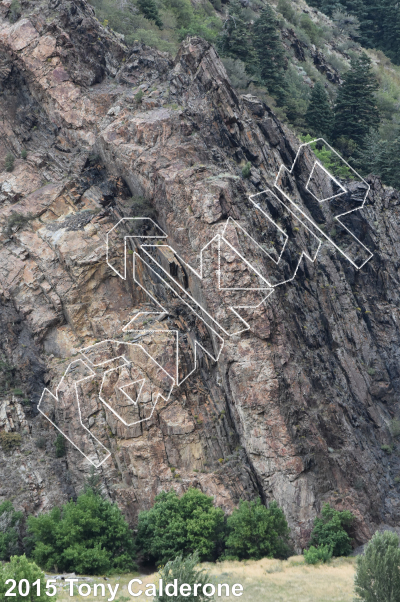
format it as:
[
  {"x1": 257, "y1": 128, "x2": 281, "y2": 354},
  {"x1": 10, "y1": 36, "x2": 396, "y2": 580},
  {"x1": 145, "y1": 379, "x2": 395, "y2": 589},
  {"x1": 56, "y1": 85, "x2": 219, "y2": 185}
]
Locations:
[{"x1": 0, "y1": 0, "x2": 400, "y2": 552}]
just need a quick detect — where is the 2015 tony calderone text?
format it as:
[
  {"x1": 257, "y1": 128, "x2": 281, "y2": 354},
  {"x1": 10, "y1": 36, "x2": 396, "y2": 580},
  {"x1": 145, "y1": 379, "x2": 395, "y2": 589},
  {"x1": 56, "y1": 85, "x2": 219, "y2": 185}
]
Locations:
[{"x1": 4, "y1": 579, "x2": 244, "y2": 598}]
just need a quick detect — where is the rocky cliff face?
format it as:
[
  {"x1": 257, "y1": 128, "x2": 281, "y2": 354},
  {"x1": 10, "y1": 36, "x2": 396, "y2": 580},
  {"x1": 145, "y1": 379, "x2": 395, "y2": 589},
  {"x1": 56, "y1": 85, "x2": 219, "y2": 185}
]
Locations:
[{"x1": 1, "y1": 0, "x2": 400, "y2": 552}]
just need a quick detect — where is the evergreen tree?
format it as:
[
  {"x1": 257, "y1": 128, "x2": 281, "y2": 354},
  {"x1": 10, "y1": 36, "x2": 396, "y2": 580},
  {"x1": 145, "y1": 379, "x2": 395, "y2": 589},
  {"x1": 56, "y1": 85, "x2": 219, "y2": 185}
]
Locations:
[
  {"x1": 333, "y1": 53, "x2": 379, "y2": 146},
  {"x1": 218, "y1": 0, "x2": 256, "y2": 69},
  {"x1": 253, "y1": 4, "x2": 286, "y2": 98},
  {"x1": 137, "y1": 0, "x2": 163, "y2": 28},
  {"x1": 305, "y1": 82, "x2": 333, "y2": 138}
]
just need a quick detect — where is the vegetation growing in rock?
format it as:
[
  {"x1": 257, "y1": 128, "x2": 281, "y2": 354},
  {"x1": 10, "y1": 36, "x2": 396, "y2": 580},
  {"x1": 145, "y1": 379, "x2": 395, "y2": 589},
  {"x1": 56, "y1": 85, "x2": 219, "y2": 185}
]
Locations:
[
  {"x1": 225, "y1": 498, "x2": 291, "y2": 560},
  {"x1": 4, "y1": 212, "x2": 33, "y2": 237},
  {"x1": 5, "y1": 152, "x2": 15, "y2": 172},
  {"x1": 136, "y1": 488, "x2": 225, "y2": 564},
  {"x1": 0, "y1": 501, "x2": 23, "y2": 561},
  {"x1": 0, "y1": 432, "x2": 22, "y2": 451},
  {"x1": 27, "y1": 489, "x2": 137, "y2": 574},
  {"x1": 54, "y1": 433, "x2": 66, "y2": 458}
]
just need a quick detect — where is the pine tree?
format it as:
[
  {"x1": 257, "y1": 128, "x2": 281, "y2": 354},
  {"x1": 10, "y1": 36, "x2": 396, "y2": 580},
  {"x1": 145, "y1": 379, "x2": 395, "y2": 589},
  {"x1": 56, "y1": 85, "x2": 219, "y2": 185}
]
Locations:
[
  {"x1": 137, "y1": 0, "x2": 163, "y2": 28},
  {"x1": 333, "y1": 53, "x2": 379, "y2": 146},
  {"x1": 305, "y1": 82, "x2": 333, "y2": 138},
  {"x1": 218, "y1": 0, "x2": 256, "y2": 69},
  {"x1": 253, "y1": 4, "x2": 286, "y2": 98}
]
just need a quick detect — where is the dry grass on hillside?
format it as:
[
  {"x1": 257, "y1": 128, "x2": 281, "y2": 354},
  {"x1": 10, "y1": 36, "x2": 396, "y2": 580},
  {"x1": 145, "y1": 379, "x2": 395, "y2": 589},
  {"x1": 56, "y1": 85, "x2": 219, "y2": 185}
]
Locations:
[{"x1": 53, "y1": 556, "x2": 357, "y2": 602}]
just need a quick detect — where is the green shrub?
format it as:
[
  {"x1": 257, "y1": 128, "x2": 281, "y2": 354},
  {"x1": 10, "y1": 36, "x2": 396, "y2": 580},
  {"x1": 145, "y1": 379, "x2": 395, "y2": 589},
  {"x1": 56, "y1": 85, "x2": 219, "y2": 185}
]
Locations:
[
  {"x1": 309, "y1": 503, "x2": 354, "y2": 557},
  {"x1": 277, "y1": 0, "x2": 297, "y2": 24},
  {"x1": 242, "y1": 162, "x2": 251, "y2": 178},
  {"x1": 5, "y1": 212, "x2": 33, "y2": 236},
  {"x1": 222, "y1": 58, "x2": 250, "y2": 89},
  {"x1": 136, "y1": 488, "x2": 225, "y2": 565},
  {"x1": 381, "y1": 444, "x2": 393, "y2": 454},
  {"x1": 154, "y1": 551, "x2": 212, "y2": 602},
  {"x1": 390, "y1": 419, "x2": 400, "y2": 438},
  {"x1": 35, "y1": 437, "x2": 47, "y2": 450},
  {"x1": 5, "y1": 152, "x2": 15, "y2": 172},
  {"x1": 134, "y1": 89, "x2": 144, "y2": 104},
  {"x1": 21, "y1": 149, "x2": 27, "y2": 160},
  {"x1": 0, "y1": 431, "x2": 22, "y2": 451},
  {"x1": 27, "y1": 489, "x2": 136, "y2": 574},
  {"x1": 354, "y1": 531, "x2": 400, "y2": 602},
  {"x1": 55, "y1": 433, "x2": 66, "y2": 457},
  {"x1": 225, "y1": 498, "x2": 290, "y2": 560},
  {"x1": 0, "y1": 555, "x2": 53, "y2": 602},
  {"x1": 304, "y1": 544, "x2": 332, "y2": 564},
  {"x1": 299, "y1": 14, "x2": 323, "y2": 45},
  {"x1": 8, "y1": 0, "x2": 20, "y2": 23},
  {"x1": 300, "y1": 135, "x2": 354, "y2": 179},
  {"x1": 0, "y1": 501, "x2": 23, "y2": 560}
]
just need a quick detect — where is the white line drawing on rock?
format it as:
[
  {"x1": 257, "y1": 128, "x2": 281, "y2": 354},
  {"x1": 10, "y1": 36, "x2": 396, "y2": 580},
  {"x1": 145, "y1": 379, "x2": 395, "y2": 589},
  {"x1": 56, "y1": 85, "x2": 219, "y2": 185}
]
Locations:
[{"x1": 39, "y1": 138, "x2": 373, "y2": 466}]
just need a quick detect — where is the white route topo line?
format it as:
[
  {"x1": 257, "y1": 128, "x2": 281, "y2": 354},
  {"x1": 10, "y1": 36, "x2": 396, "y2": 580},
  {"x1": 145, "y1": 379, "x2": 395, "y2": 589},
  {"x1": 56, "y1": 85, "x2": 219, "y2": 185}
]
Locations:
[{"x1": 38, "y1": 139, "x2": 373, "y2": 466}]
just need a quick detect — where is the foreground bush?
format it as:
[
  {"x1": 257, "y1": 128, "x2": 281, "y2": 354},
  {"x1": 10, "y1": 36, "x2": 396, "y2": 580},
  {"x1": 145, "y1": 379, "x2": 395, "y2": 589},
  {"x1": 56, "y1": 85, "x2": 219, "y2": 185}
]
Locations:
[
  {"x1": 309, "y1": 503, "x2": 354, "y2": 557},
  {"x1": 154, "y1": 551, "x2": 212, "y2": 602},
  {"x1": 304, "y1": 544, "x2": 332, "y2": 564},
  {"x1": 0, "y1": 555, "x2": 53, "y2": 602},
  {"x1": 225, "y1": 498, "x2": 290, "y2": 560},
  {"x1": 354, "y1": 531, "x2": 400, "y2": 602},
  {"x1": 27, "y1": 489, "x2": 136, "y2": 574},
  {"x1": 0, "y1": 501, "x2": 23, "y2": 560},
  {"x1": 136, "y1": 488, "x2": 225, "y2": 565}
]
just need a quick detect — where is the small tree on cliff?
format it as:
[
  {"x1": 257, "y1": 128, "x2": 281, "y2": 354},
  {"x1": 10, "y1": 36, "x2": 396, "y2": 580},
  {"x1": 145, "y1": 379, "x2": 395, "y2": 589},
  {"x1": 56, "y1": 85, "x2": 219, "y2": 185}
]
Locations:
[
  {"x1": 305, "y1": 81, "x2": 333, "y2": 138},
  {"x1": 253, "y1": 4, "x2": 286, "y2": 99},
  {"x1": 218, "y1": 0, "x2": 256, "y2": 70},
  {"x1": 137, "y1": 0, "x2": 163, "y2": 28}
]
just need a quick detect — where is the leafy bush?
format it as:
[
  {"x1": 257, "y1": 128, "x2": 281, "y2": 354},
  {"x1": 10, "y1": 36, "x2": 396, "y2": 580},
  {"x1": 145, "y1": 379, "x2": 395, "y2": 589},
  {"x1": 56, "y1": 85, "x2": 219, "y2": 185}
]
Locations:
[
  {"x1": 309, "y1": 503, "x2": 354, "y2": 557},
  {"x1": 35, "y1": 437, "x2": 47, "y2": 450},
  {"x1": 221, "y1": 58, "x2": 250, "y2": 90},
  {"x1": 136, "y1": 488, "x2": 225, "y2": 565},
  {"x1": 304, "y1": 544, "x2": 332, "y2": 564},
  {"x1": 0, "y1": 431, "x2": 22, "y2": 451},
  {"x1": 27, "y1": 489, "x2": 136, "y2": 574},
  {"x1": 21, "y1": 150, "x2": 27, "y2": 160},
  {"x1": 154, "y1": 551, "x2": 212, "y2": 602},
  {"x1": 300, "y1": 135, "x2": 354, "y2": 179},
  {"x1": 55, "y1": 433, "x2": 66, "y2": 457},
  {"x1": 5, "y1": 212, "x2": 33, "y2": 236},
  {"x1": 0, "y1": 555, "x2": 53, "y2": 602},
  {"x1": 0, "y1": 501, "x2": 23, "y2": 560},
  {"x1": 134, "y1": 89, "x2": 144, "y2": 104},
  {"x1": 8, "y1": 0, "x2": 20, "y2": 24},
  {"x1": 354, "y1": 531, "x2": 400, "y2": 602},
  {"x1": 299, "y1": 14, "x2": 323, "y2": 45},
  {"x1": 277, "y1": 0, "x2": 297, "y2": 24},
  {"x1": 390, "y1": 419, "x2": 400, "y2": 438},
  {"x1": 241, "y1": 162, "x2": 251, "y2": 178},
  {"x1": 225, "y1": 498, "x2": 290, "y2": 560},
  {"x1": 5, "y1": 153, "x2": 15, "y2": 172}
]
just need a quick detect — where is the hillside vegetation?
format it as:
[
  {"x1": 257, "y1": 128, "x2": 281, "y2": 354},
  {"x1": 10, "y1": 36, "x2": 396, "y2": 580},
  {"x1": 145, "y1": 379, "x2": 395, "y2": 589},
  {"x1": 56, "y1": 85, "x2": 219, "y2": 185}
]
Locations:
[{"x1": 87, "y1": 0, "x2": 400, "y2": 189}]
